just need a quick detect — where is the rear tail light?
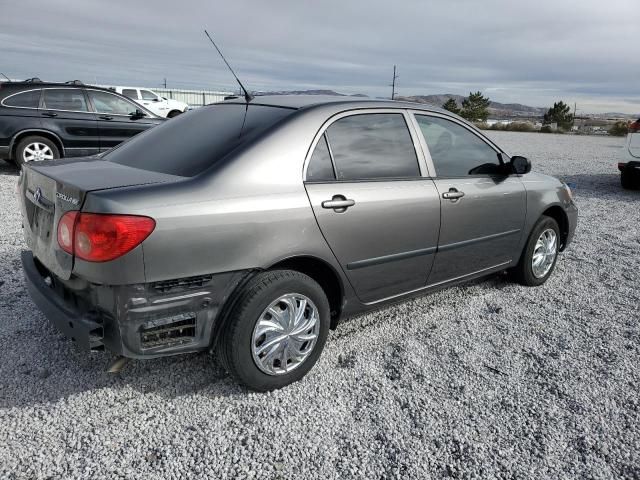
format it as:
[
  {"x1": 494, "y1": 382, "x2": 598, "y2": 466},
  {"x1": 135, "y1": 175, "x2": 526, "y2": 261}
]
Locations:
[
  {"x1": 57, "y1": 212, "x2": 155, "y2": 262},
  {"x1": 630, "y1": 120, "x2": 640, "y2": 133}
]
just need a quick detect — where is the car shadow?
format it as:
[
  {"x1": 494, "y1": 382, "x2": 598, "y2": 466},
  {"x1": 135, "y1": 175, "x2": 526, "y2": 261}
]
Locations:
[
  {"x1": 558, "y1": 173, "x2": 639, "y2": 200},
  {"x1": 0, "y1": 160, "x2": 18, "y2": 176},
  {"x1": 0, "y1": 327, "x2": 247, "y2": 410}
]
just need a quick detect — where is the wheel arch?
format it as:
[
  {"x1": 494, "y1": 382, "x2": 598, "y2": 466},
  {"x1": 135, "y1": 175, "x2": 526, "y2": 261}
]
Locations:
[
  {"x1": 10, "y1": 129, "x2": 65, "y2": 160},
  {"x1": 268, "y1": 255, "x2": 344, "y2": 329},
  {"x1": 541, "y1": 205, "x2": 569, "y2": 251}
]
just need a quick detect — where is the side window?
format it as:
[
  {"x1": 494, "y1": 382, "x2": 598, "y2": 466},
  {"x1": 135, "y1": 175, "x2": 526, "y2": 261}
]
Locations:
[
  {"x1": 2, "y1": 90, "x2": 41, "y2": 108},
  {"x1": 42, "y1": 89, "x2": 88, "y2": 112},
  {"x1": 306, "y1": 134, "x2": 335, "y2": 181},
  {"x1": 88, "y1": 90, "x2": 138, "y2": 115},
  {"x1": 415, "y1": 115, "x2": 501, "y2": 176},
  {"x1": 140, "y1": 90, "x2": 158, "y2": 101},
  {"x1": 325, "y1": 113, "x2": 419, "y2": 180},
  {"x1": 122, "y1": 89, "x2": 138, "y2": 99}
]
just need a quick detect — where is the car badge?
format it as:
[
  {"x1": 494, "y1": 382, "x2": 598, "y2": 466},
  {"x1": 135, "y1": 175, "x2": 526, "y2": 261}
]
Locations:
[{"x1": 34, "y1": 187, "x2": 43, "y2": 205}]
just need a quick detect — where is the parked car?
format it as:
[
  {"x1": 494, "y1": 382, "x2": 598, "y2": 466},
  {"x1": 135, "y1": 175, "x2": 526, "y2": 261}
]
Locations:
[
  {"x1": 19, "y1": 96, "x2": 577, "y2": 391},
  {"x1": 112, "y1": 86, "x2": 189, "y2": 118},
  {"x1": 618, "y1": 118, "x2": 640, "y2": 189},
  {"x1": 0, "y1": 79, "x2": 164, "y2": 167}
]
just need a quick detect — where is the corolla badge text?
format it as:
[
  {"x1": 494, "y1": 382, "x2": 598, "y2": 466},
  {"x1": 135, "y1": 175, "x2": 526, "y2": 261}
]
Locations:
[{"x1": 56, "y1": 192, "x2": 79, "y2": 206}]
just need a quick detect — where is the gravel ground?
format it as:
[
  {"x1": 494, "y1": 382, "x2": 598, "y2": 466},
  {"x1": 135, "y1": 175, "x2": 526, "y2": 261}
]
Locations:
[{"x1": 0, "y1": 132, "x2": 639, "y2": 479}]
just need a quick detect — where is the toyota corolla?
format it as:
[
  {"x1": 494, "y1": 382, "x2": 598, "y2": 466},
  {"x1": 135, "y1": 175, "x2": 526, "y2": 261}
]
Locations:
[{"x1": 19, "y1": 96, "x2": 578, "y2": 390}]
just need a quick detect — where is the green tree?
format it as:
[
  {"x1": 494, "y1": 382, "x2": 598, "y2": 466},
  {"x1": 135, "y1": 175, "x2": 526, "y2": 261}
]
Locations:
[
  {"x1": 460, "y1": 91, "x2": 491, "y2": 122},
  {"x1": 442, "y1": 98, "x2": 461, "y2": 115},
  {"x1": 543, "y1": 101, "x2": 574, "y2": 130},
  {"x1": 608, "y1": 121, "x2": 628, "y2": 137}
]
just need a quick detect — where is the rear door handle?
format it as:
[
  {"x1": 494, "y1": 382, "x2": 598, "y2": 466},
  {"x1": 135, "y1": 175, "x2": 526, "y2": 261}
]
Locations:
[
  {"x1": 41, "y1": 111, "x2": 57, "y2": 117},
  {"x1": 442, "y1": 188, "x2": 465, "y2": 200},
  {"x1": 99, "y1": 115, "x2": 113, "y2": 120},
  {"x1": 322, "y1": 195, "x2": 355, "y2": 212}
]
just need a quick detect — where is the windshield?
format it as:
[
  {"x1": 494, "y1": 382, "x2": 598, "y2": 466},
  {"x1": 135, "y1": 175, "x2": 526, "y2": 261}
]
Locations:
[{"x1": 105, "y1": 103, "x2": 295, "y2": 177}]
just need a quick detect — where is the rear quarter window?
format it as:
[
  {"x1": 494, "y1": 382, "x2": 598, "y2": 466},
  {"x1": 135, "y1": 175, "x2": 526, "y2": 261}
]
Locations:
[
  {"x1": 105, "y1": 103, "x2": 295, "y2": 177},
  {"x1": 2, "y1": 89, "x2": 41, "y2": 108}
]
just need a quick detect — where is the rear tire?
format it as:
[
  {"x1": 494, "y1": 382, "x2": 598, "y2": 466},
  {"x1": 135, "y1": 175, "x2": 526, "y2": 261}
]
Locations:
[
  {"x1": 14, "y1": 135, "x2": 60, "y2": 168},
  {"x1": 217, "y1": 270, "x2": 330, "y2": 391},
  {"x1": 512, "y1": 216, "x2": 560, "y2": 287},
  {"x1": 621, "y1": 169, "x2": 639, "y2": 190}
]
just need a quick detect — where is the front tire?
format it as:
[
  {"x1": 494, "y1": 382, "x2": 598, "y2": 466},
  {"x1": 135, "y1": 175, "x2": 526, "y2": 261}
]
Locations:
[
  {"x1": 217, "y1": 270, "x2": 330, "y2": 391},
  {"x1": 167, "y1": 110, "x2": 182, "y2": 118},
  {"x1": 512, "y1": 216, "x2": 560, "y2": 286},
  {"x1": 15, "y1": 135, "x2": 60, "y2": 168}
]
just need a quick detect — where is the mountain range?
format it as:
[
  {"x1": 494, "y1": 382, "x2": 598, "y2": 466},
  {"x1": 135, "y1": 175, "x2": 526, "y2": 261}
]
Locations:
[
  {"x1": 256, "y1": 90, "x2": 546, "y2": 118},
  {"x1": 394, "y1": 94, "x2": 547, "y2": 118},
  {"x1": 255, "y1": 90, "x2": 637, "y2": 119}
]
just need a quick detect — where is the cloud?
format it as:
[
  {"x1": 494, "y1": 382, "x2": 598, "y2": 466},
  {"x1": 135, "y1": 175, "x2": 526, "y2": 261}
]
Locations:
[{"x1": 1, "y1": 0, "x2": 638, "y2": 113}]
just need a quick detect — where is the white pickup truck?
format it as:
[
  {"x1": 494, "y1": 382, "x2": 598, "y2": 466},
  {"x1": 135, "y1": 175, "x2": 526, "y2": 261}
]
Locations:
[
  {"x1": 618, "y1": 119, "x2": 640, "y2": 189},
  {"x1": 111, "y1": 87, "x2": 189, "y2": 118}
]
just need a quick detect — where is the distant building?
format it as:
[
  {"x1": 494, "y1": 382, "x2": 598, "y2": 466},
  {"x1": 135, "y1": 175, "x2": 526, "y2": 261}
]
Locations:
[{"x1": 486, "y1": 119, "x2": 512, "y2": 127}]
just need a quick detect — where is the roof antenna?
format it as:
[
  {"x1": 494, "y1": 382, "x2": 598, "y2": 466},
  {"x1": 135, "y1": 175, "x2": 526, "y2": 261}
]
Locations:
[{"x1": 204, "y1": 30, "x2": 253, "y2": 103}]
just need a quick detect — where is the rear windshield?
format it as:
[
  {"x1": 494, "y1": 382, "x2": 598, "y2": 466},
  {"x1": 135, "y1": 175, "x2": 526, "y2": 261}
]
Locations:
[{"x1": 105, "y1": 103, "x2": 295, "y2": 177}]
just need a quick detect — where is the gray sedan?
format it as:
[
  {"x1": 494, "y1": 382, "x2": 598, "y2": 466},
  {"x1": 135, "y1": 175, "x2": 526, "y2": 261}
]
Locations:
[{"x1": 19, "y1": 96, "x2": 577, "y2": 390}]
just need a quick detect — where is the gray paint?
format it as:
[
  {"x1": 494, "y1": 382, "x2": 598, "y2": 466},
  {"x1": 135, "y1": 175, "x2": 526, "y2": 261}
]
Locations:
[{"x1": 19, "y1": 96, "x2": 578, "y2": 358}]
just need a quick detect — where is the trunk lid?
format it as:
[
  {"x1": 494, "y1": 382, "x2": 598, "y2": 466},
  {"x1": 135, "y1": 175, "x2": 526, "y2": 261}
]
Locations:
[{"x1": 19, "y1": 158, "x2": 182, "y2": 280}]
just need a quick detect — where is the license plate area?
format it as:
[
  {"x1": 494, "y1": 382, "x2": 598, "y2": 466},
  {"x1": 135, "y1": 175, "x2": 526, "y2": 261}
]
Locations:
[{"x1": 31, "y1": 206, "x2": 54, "y2": 242}]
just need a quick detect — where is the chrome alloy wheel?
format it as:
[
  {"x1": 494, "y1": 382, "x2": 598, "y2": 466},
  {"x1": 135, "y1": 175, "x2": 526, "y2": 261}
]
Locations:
[
  {"x1": 251, "y1": 293, "x2": 320, "y2": 376},
  {"x1": 532, "y1": 228, "x2": 558, "y2": 278},
  {"x1": 23, "y1": 142, "x2": 54, "y2": 162}
]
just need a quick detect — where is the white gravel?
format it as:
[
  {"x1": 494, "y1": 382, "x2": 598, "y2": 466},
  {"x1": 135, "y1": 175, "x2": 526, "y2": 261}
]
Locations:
[{"x1": 1, "y1": 132, "x2": 639, "y2": 479}]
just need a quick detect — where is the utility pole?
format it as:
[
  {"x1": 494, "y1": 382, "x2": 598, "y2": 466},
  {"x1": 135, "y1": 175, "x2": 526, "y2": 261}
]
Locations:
[
  {"x1": 163, "y1": 78, "x2": 167, "y2": 88},
  {"x1": 390, "y1": 65, "x2": 398, "y2": 100}
]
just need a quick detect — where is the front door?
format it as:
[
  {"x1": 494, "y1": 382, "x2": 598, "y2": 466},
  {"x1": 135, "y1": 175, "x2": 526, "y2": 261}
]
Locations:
[
  {"x1": 412, "y1": 113, "x2": 526, "y2": 284},
  {"x1": 40, "y1": 88, "x2": 100, "y2": 157},
  {"x1": 304, "y1": 111, "x2": 441, "y2": 304},
  {"x1": 85, "y1": 89, "x2": 157, "y2": 151},
  {"x1": 139, "y1": 89, "x2": 168, "y2": 117}
]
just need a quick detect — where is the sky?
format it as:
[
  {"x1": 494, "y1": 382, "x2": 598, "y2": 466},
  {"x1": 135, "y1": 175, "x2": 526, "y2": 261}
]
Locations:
[{"x1": 1, "y1": 0, "x2": 638, "y2": 114}]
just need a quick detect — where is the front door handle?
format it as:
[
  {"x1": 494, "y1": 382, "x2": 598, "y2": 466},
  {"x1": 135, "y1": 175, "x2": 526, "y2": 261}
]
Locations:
[
  {"x1": 322, "y1": 195, "x2": 355, "y2": 213},
  {"x1": 99, "y1": 115, "x2": 113, "y2": 120},
  {"x1": 41, "y1": 111, "x2": 57, "y2": 117},
  {"x1": 442, "y1": 188, "x2": 465, "y2": 200}
]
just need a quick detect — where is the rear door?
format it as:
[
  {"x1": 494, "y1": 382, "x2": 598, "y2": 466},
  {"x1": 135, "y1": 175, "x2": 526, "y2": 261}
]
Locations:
[
  {"x1": 412, "y1": 113, "x2": 526, "y2": 284},
  {"x1": 0, "y1": 88, "x2": 43, "y2": 152},
  {"x1": 304, "y1": 110, "x2": 440, "y2": 304},
  {"x1": 86, "y1": 89, "x2": 158, "y2": 151},
  {"x1": 40, "y1": 88, "x2": 100, "y2": 157}
]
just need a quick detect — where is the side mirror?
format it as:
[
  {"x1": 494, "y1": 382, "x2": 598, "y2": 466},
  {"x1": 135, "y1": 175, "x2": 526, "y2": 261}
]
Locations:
[
  {"x1": 130, "y1": 109, "x2": 146, "y2": 119},
  {"x1": 152, "y1": 98, "x2": 160, "y2": 102},
  {"x1": 510, "y1": 155, "x2": 531, "y2": 175}
]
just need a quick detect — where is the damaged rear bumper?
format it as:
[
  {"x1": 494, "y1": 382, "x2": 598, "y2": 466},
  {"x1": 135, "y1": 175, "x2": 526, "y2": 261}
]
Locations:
[{"x1": 22, "y1": 250, "x2": 249, "y2": 359}]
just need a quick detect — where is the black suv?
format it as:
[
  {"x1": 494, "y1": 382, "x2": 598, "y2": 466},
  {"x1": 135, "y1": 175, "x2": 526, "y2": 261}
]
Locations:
[{"x1": 0, "y1": 79, "x2": 164, "y2": 167}]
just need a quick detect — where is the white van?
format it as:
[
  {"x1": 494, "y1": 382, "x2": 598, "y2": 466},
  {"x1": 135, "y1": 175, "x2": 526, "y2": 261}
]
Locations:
[
  {"x1": 112, "y1": 87, "x2": 189, "y2": 118},
  {"x1": 618, "y1": 119, "x2": 640, "y2": 189}
]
